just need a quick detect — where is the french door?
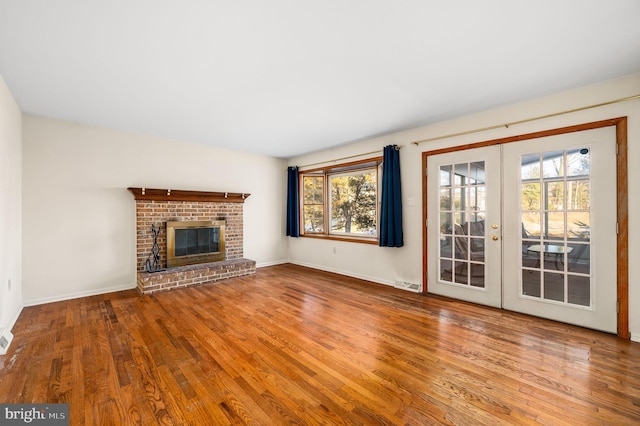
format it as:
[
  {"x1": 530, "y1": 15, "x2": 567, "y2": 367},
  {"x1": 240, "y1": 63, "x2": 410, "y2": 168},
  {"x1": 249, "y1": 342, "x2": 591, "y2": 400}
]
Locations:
[
  {"x1": 426, "y1": 145, "x2": 502, "y2": 308},
  {"x1": 426, "y1": 126, "x2": 618, "y2": 333}
]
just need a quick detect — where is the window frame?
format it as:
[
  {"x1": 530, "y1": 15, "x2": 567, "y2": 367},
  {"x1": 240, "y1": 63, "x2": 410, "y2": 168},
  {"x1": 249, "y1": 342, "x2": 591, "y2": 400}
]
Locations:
[{"x1": 299, "y1": 157, "x2": 383, "y2": 244}]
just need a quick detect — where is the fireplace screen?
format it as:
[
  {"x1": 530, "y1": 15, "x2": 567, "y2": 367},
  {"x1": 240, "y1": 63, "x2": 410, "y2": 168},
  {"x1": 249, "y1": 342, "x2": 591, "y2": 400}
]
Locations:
[{"x1": 167, "y1": 220, "x2": 225, "y2": 267}]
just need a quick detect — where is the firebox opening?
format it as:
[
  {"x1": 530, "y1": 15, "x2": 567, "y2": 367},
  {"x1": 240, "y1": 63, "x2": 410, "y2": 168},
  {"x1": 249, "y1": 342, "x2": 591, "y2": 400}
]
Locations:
[{"x1": 167, "y1": 220, "x2": 225, "y2": 267}]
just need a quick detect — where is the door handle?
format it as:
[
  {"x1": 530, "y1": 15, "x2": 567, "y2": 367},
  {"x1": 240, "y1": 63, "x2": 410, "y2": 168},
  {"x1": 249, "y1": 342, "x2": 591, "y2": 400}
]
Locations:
[{"x1": 492, "y1": 235, "x2": 499, "y2": 241}]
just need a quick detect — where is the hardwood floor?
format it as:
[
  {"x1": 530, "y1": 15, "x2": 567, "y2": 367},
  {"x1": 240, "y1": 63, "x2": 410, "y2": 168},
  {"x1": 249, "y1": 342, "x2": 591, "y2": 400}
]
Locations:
[{"x1": 1, "y1": 264, "x2": 639, "y2": 425}]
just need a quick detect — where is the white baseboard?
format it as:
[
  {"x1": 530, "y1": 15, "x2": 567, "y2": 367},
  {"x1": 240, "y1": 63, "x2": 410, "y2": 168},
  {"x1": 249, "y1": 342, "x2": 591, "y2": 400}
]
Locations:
[
  {"x1": 3, "y1": 303, "x2": 23, "y2": 333},
  {"x1": 288, "y1": 260, "x2": 395, "y2": 288},
  {"x1": 23, "y1": 283, "x2": 137, "y2": 307},
  {"x1": 256, "y1": 259, "x2": 289, "y2": 268}
]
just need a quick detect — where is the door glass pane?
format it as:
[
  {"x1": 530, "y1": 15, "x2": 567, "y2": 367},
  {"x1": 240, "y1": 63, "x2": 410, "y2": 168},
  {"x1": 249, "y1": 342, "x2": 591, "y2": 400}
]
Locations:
[
  {"x1": 454, "y1": 163, "x2": 467, "y2": 185},
  {"x1": 438, "y1": 160, "x2": 486, "y2": 288},
  {"x1": 567, "y1": 212, "x2": 590, "y2": 241},
  {"x1": 522, "y1": 246, "x2": 540, "y2": 269},
  {"x1": 440, "y1": 213, "x2": 453, "y2": 234},
  {"x1": 567, "y1": 148, "x2": 590, "y2": 177},
  {"x1": 567, "y1": 180, "x2": 590, "y2": 210},
  {"x1": 542, "y1": 151, "x2": 564, "y2": 178},
  {"x1": 522, "y1": 182, "x2": 540, "y2": 210},
  {"x1": 545, "y1": 182, "x2": 564, "y2": 210},
  {"x1": 522, "y1": 212, "x2": 541, "y2": 237},
  {"x1": 470, "y1": 263, "x2": 484, "y2": 288},
  {"x1": 454, "y1": 237, "x2": 468, "y2": 260},
  {"x1": 470, "y1": 162, "x2": 485, "y2": 184},
  {"x1": 522, "y1": 270, "x2": 541, "y2": 297},
  {"x1": 543, "y1": 272, "x2": 564, "y2": 302},
  {"x1": 440, "y1": 236, "x2": 453, "y2": 259},
  {"x1": 454, "y1": 262, "x2": 468, "y2": 285},
  {"x1": 440, "y1": 259, "x2": 452, "y2": 282},
  {"x1": 568, "y1": 275, "x2": 590, "y2": 306},
  {"x1": 440, "y1": 189, "x2": 452, "y2": 210},
  {"x1": 568, "y1": 243, "x2": 590, "y2": 274},
  {"x1": 440, "y1": 165, "x2": 452, "y2": 187},
  {"x1": 545, "y1": 212, "x2": 565, "y2": 240},
  {"x1": 519, "y1": 149, "x2": 592, "y2": 308},
  {"x1": 521, "y1": 153, "x2": 541, "y2": 180},
  {"x1": 453, "y1": 188, "x2": 464, "y2": 211}
]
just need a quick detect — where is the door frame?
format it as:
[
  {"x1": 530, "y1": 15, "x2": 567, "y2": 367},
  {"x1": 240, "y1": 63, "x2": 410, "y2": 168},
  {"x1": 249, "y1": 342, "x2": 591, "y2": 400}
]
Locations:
[{"x1": 421, "y1": 117, "x2": 629, "y2": 339}]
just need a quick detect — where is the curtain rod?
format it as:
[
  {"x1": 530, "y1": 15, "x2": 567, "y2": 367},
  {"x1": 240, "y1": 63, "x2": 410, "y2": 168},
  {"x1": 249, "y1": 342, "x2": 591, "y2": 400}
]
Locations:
[
  {"x1": 411, "y1": 94, "x2": 640, "y2": 146},
  {"x1": 298, "y1": 145, "x2": 402, "y2": 169}
]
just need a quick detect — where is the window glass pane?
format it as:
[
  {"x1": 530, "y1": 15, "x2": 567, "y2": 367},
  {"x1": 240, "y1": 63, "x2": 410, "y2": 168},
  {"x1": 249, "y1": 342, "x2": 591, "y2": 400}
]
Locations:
[
  {"x1": 566, "y1": 180, "x2": 590, "y2": 210},
  {"x1": 567, "y1": 148, "x2": 590, "y2": 177},
  {"x1": 545, "y1": 182, "x2": 564, "y2": 210},
  {"x1": 522, "y1": 182, "x2": 540, "y2": 210},
  {"x1": 329, "y1": 170, "x2": 377, "y2": 236},
  {"x1": 521, "y1": 153, "x2": 540, "y2": 180},
  {"x1": 303, "y1": 205, "x2": 324, "y2": 232},
  {"x1": 303, "y1": 176, "x2": 323, "y2": 204},
  {"x1": 542, "y1": 151, "x2": 564, "y2": 178}
]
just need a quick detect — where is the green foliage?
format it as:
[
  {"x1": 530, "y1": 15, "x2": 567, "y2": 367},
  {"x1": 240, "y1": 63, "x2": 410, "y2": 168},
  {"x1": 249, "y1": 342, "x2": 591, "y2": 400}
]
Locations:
[{"x1": 330, "y1": 171, "x2": 376, "y2": 234}]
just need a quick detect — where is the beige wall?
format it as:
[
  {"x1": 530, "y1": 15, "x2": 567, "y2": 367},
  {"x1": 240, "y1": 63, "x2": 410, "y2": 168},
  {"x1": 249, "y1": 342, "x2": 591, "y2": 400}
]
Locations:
[
  {"x1": 22, "y1": 117, "x2": 288, "y2": 305},
  {"x1": 288, "y1": 72, "x2": 640, "y2": 341},
  {"x1": 16, "y1": 72, "x2": 640, "y2": 340},
  {"x1": 0, "y1": 76, "x2": 23, "y2": 332}
]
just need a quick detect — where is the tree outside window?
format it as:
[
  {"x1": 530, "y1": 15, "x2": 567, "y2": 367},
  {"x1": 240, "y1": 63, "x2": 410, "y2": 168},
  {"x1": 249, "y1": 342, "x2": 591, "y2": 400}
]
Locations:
[
  {"x1": 329, "y1": 170, "x2": 377, "y2": 236},
  {"x1": 299, "y1": 159, "x2": 380, "y2": 242}
]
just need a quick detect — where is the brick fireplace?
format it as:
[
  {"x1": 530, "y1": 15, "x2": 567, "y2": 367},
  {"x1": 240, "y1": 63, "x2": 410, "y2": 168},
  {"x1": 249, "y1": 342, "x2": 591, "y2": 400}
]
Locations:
[{"x1": 128, "y1": 188, "x2": 256, "y2": 295}]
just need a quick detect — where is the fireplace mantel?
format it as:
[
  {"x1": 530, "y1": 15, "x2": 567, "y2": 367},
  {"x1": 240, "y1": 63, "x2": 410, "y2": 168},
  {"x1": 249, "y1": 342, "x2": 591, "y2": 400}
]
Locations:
[{"x1": 128, "y1": 187, "x2": 250, "y2": 203}]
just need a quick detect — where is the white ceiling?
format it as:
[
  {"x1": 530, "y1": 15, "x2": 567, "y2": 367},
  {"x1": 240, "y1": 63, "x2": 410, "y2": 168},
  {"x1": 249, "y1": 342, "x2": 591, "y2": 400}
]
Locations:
[{"x1": 1, "y1": 1, "x2": 639, "y2": 158}]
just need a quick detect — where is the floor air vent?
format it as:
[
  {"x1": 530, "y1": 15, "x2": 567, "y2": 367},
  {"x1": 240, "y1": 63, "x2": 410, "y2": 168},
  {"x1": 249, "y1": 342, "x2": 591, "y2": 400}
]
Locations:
[
  {"x1": 394, "y1": 280, "x2": 421, "y2": 293},
  {"x1": 0, "y1": 328, "x2": 13, "y2": 355}
]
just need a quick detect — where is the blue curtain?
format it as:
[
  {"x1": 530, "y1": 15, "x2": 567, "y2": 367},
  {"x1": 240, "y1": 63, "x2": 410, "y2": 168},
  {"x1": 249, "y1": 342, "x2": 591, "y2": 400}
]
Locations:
[
  {"x1": 286, "y1": 166, "x2": 300, "y2": 237},
  {"x1": 379, "y1": 145, "x2": 403, "y2": 247}
]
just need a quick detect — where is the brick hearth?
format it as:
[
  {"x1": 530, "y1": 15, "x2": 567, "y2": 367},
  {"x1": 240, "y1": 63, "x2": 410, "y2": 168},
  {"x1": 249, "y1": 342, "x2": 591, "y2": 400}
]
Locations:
[{"x1": 129, "y1": 188, "x2": 256, "y2": 295}]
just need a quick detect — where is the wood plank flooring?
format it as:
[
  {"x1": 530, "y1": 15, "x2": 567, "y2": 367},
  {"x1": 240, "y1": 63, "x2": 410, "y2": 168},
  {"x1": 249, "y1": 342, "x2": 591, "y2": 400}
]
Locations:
[{"x1": 1, "y1": 263, "x2": 639, "y2": 425}]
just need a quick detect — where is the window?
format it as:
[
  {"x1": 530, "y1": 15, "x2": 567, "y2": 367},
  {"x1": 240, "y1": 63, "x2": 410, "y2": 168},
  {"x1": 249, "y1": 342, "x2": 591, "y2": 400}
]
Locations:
[{"x1": 300, "y1": 159, "x2": 381, "y2": 243}]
